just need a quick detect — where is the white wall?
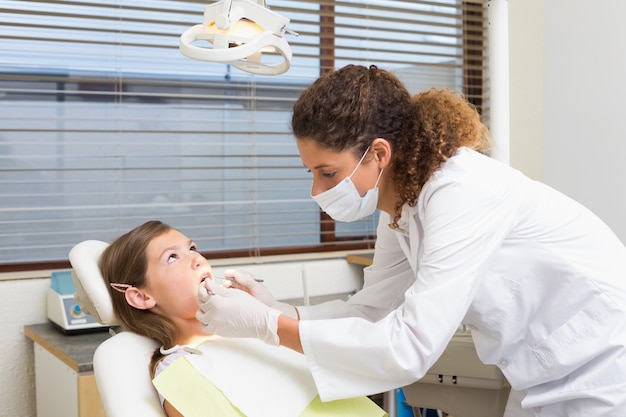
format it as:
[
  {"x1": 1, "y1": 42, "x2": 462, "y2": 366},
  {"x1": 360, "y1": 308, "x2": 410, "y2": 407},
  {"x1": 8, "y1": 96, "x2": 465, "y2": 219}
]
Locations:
[
  {"x1": 0, "y1": 277, "x2": 50, "y2": 417},
  {"x1": 509, "y1": 0, "x2": 626, "y2": 242},
  {"x1": 508, "y1": 0, "x2": 544, "y2": 179}
]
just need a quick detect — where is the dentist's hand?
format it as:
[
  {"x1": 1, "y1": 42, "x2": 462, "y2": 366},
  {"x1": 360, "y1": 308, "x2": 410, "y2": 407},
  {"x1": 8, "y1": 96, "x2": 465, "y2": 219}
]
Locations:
[
  {"x1": 222, "y1": 269, "x2": 298, "y2": 319},
  {"x1": 197, "y1": 280, "x2": 281, "y2": 346}
]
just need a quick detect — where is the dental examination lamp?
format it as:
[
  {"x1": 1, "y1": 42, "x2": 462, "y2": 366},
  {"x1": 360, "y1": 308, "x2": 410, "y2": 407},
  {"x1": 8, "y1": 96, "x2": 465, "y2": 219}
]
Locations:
[{"x1": 180, "y1": 0, "x2": 296, "y2": 75}]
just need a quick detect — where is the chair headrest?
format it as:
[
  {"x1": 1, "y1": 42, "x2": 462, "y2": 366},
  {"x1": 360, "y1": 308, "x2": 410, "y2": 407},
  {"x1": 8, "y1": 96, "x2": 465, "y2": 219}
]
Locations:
[{"x1": 69, "y1": 240, "x2": 120, "y2": 326}]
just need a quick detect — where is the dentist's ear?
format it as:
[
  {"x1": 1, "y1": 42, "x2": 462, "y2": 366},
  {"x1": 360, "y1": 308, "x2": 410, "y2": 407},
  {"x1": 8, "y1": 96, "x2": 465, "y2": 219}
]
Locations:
[
  {"x1": 124, "y1": 287, "x2": 156, "y2": 310},
  {"x1": 370, "y1": 138, "x2": 392, "y2": 169}
]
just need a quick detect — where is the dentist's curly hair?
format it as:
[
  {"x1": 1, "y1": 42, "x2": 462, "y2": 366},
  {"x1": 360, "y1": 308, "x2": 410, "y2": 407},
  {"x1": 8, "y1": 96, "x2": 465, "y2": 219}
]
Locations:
[{"x1": 291, "y1": 65, "x2": 492, "y2": 228}]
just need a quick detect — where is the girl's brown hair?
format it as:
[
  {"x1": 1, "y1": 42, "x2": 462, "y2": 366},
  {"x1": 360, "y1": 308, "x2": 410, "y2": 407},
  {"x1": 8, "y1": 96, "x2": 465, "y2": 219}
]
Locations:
[{"x1": 99, "y1": 220, "x2": 178, "y2": 377}]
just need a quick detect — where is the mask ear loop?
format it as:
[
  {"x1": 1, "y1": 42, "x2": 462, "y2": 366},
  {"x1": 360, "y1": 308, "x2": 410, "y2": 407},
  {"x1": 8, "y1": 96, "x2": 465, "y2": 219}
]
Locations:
[
  {"x1": 348, "y1": 146, "x2": 372, "y2": 178},
  {"x1": 373, "y1": 167, "x2": 384, "y2": 188},
  {"x1": 351, "y1": 146, "x2": 384, "y2": 188}
]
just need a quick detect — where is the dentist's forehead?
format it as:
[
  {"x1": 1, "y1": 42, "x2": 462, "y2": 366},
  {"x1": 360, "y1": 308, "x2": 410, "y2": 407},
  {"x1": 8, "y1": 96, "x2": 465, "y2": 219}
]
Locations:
[{"x1": 297, "y1": 140, "x2": 353, "y2": 169}]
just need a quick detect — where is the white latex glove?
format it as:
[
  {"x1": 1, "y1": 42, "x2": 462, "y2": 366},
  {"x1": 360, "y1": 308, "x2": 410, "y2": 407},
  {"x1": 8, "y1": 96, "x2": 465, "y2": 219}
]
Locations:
[
  {"x1": 223, "y1": 268, "x2": 298, "y2": 319},
  {"x1": 197, "y1": 280, "x2": 281, "y2": 346}
]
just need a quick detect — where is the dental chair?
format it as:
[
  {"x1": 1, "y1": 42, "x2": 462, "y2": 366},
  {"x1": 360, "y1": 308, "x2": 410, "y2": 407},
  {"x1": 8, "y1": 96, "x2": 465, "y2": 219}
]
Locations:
[
  {"x1": 69, "y1": 240, "x2": 165, "y2": 417},
  {"x1": 70, "y1": 239, "x2": 509, "y2": 417}
]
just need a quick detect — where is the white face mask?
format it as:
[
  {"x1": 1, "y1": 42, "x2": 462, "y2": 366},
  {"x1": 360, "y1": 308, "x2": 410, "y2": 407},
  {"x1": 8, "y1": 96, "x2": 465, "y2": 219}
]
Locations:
[{"x1": 311, "y1": 146, "x2": 383, "y2": 222}]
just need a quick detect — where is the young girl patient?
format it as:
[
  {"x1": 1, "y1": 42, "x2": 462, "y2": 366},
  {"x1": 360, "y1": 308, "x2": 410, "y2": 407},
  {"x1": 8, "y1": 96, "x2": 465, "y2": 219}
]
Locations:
[{"x1": 99, "y1": 220, "x2": 386, "y2": 417}]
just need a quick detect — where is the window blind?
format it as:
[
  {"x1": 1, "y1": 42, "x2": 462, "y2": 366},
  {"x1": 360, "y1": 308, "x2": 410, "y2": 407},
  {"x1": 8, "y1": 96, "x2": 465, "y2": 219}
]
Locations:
[{"x1": 0, "y1": 0, "x2": 488, "y2": 270}]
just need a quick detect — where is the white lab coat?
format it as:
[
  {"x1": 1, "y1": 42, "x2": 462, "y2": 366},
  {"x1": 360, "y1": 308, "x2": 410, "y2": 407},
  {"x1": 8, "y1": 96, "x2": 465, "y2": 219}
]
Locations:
[
  {"x1": 299, "y1": 148, "x2": 626, "y2": 416},
  {"x1": 298, "y1": 211, "x2": 416, "y2": 322}
]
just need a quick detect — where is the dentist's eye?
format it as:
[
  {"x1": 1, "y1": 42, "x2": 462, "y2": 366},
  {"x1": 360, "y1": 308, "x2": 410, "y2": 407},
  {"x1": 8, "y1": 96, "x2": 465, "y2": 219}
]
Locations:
[{"x1": 322, "y1": 171, "x2": 336, "y2": 179}]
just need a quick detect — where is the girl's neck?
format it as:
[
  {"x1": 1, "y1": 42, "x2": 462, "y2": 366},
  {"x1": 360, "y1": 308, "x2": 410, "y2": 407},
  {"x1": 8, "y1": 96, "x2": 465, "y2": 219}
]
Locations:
[{"x1": 175, "y1": 319, "x2": 214, "y2": 346}]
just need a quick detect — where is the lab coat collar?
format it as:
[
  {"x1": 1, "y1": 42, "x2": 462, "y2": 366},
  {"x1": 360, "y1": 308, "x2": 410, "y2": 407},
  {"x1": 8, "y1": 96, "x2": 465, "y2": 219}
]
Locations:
[{"x1": 393, "y1": 204, "x2": 421, "y2": 272}]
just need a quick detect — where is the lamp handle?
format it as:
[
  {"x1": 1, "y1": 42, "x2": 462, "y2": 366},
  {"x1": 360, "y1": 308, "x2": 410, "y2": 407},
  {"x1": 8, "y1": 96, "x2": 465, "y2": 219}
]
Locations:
[{"x1": 179, "y1": 24, "x2": 292, "y2": 75}]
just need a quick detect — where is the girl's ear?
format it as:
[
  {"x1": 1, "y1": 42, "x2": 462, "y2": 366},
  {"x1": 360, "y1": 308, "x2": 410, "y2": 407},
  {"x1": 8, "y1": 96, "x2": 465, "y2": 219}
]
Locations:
[
  {"x1": 370, "y1": 138, "x2": 392, "y2": 169},
  {"x1": 124, "y1": 287, "x2": 156, "y2": 310}
]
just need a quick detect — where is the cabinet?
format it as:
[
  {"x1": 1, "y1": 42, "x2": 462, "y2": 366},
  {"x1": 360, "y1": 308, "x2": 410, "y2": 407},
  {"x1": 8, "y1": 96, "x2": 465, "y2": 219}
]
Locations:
[
  {"x1": 346, "y1": 252, "x2": 509, "y2": 417},
  {"x1": 25, "y1": 323, "x2": 110, "y2": 417}
]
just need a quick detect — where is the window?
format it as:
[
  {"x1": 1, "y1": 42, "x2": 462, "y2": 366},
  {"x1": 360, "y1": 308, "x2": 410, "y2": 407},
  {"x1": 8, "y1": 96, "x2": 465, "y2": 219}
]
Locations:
[{"x1": 0, "y1": 0, "x2": 488, "y2": 270}]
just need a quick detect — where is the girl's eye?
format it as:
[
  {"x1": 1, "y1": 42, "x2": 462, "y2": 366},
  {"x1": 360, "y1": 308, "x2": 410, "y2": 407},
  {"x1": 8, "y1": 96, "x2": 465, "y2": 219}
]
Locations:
[
  {"x1": 190, "y1": 245, "x2": 198, "y2": 252},
  {"x1": 167, "y1": 253, "x2": 178, "y2": 264}
]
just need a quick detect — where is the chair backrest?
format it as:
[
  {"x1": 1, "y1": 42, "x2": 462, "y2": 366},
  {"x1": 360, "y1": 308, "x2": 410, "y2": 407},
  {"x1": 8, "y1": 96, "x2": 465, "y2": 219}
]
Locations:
[
  {"x1": 93, "y1": 331, "x2": 164, "y2": 417},
  {"x1": 69, "y1": 240, "x2": 165, "y2": 417}
]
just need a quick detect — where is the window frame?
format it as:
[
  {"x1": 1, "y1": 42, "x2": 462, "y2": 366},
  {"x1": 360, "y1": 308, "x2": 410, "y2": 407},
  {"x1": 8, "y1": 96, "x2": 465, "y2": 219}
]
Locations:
[{"x1": 0, "y1": 0, "x2": 487, "y2": 273}]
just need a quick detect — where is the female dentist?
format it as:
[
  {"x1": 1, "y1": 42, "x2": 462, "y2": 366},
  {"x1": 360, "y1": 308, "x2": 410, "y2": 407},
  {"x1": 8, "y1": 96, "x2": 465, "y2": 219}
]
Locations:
[{"x1": 197, "y1": 65, "x2": 626, "y2": 416}]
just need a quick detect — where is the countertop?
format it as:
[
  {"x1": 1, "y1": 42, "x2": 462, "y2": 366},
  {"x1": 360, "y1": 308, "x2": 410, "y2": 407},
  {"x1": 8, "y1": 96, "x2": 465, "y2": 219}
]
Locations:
[
  {"x1": 24, "y1": 322, "x2": 113, "y2": 373},
  {"x1": 346, "y1": 252, "x2": 374, "y2": 266}
]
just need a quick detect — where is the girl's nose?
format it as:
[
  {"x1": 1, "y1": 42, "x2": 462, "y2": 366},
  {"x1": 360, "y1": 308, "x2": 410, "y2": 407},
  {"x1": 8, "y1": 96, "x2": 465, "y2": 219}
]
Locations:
[{"x1": 192, "y1": 251, "x2": 205, "y2": 268}]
